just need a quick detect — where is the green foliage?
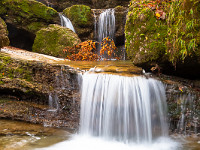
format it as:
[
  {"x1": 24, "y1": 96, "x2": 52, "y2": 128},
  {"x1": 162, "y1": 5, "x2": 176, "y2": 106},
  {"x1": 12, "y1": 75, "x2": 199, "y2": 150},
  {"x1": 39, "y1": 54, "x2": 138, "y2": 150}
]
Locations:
[
  {"x1": 166, "y1": 0, "x2": 199, "y2": 65},
  {"x1": 125, "y1": 6, "x2": 167, "y2": 64},
  {"x1": 125, "y1": 0, "x2": 200, "y2": 66}
]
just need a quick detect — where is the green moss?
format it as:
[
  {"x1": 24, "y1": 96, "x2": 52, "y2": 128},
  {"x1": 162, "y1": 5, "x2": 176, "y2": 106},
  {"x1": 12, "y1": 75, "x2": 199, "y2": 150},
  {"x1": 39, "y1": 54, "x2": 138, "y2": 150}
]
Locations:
[
  {"x1": 0, "y1": 0, "x2": 57, "y2": 20},
  {"x1": 125, "y1": 0, "x2": 200, "y2": 66},
  {"x1": 63, "y1": 5, "x2": 93, "y2": 27},
  {"x1": 27, "y1": 22, "x2": 46, "y2": 33},
  {"x1": 32, "y1": 24, "x2": 81, "y2": 57},
  {"x1": 0, "y1": 54, "x2": 32, "y2": 82},
  {"x1": 125, "y1": 6, "x2": 167, "y2": 64},
  {"x1": 0, "y1": 0, "x2": 58, "y2": 33}
]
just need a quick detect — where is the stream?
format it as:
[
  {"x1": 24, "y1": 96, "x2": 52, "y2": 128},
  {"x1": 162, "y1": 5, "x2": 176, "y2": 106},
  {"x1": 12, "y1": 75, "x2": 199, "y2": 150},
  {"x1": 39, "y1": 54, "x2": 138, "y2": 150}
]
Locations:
[{"x1": 0, "y1": 119, "x2": 199, "y2": 150}]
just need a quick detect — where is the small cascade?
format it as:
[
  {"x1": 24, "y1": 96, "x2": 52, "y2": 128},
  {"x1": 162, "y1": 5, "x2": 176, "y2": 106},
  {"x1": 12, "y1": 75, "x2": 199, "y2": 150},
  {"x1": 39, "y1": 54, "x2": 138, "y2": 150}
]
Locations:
[
  {"x1": 98, "y1": 9, "x2": 115, "y2": 42},
  {"x1": 59, "y1": 13, "x2": 76, "y2": 33},
  {"x1": 48, "y1": 93, "x2": 59, "y2": 111},
  {"x1": 176, "y1": 94, "x2": 198, "y2": 134},
  {"x1": 80, "y1": 73, "x2": 168, "y2": 143},
  {"x1": 97, "y1": 9, "x2": 115, "y2": 53},
  {"x1": 48, "y1": 67, "x2": 68, "y2": 111}
]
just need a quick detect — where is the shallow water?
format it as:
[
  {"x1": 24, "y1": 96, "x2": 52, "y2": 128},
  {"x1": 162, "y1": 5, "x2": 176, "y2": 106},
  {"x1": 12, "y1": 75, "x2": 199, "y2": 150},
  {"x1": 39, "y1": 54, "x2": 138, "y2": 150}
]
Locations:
[
  {"x1": 0, "y1": 119, "x2": 71, "y2": 150},
  {"x1": 0, "y1": 119, "x2": 199, "y2": 150}
]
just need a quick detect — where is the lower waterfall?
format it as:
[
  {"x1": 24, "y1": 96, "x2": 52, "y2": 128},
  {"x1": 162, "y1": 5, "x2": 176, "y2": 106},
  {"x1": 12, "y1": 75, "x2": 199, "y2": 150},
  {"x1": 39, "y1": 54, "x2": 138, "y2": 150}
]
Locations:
[{"x1": 39, "y1": 73, "x2": 180, "y2": 150}]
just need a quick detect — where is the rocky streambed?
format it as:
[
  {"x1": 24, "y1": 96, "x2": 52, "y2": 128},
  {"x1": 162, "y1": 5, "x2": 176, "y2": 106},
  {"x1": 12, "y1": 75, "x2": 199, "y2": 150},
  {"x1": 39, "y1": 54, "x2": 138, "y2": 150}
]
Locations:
[{"x1": 0, "y1": 47, "x2": 199, "y2": 135}]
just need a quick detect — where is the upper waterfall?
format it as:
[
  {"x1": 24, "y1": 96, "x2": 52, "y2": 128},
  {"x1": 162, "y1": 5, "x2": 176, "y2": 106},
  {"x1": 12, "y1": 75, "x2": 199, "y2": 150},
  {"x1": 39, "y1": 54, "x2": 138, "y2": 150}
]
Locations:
[
  {"x1": 59, "y1": 13, "x2": 76, "y2": 33},
  {"x1": 98, "y1": 9, "x2": 115, "y2": 42},
  {"x1": 79, "y1": 73, "x2": 168, "y2": 143}
]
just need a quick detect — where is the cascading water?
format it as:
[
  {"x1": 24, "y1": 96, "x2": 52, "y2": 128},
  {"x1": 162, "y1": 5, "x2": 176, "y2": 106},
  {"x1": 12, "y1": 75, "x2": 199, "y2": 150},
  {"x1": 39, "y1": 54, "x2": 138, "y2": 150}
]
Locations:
[
  {"x1": 42, "y1": 73, "x2": 179, "y2": 150},
  {"x1": 59, "y1": 13, "x2": 76, "y2": 33},
  {"x1": 97, "y1": 9, "x2": 115, "y2": 53},
  {"x1": 80, "y1": 73, "x2": 168, "y2": 143}
]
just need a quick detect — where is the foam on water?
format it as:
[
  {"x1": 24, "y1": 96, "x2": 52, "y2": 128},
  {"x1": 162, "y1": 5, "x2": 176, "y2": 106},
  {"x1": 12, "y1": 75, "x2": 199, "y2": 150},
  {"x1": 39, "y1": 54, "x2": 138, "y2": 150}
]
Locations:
[{"x1": 39, "y1": 135, "x2": 180, "y2": 150}]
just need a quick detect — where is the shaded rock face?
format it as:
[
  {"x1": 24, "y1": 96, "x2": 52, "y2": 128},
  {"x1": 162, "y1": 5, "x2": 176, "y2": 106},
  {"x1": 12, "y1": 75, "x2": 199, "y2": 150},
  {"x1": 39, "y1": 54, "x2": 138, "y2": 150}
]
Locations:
[
  {"x1": 146, "y1": 74, "x2": 200, "y2": 134},
  {"x1": 0, "y1": 18, "x2": 9, "y2": 48},
  {"x1": 0, "y1": 53, "x2": 80, "y2": 128},
  {"x1": 162, "y1": 76, "x2": 200, "y2": 134},
  {"x1": 114, "y1": 6, "x2": 127, "y2": 47},
  {"x1": 32, "y1": 24, "x2": 81, "y2": 58},
  {"x1": 125, "y1": 0, "x2": 200, "y2": 79},
  {"x1": 36, "y1": 0, "x2": 130, "y2": 11},
  {"x1": 0, "y1": 0, "x2": 59, "y2": 50},
  {"x1": 63, "y1": 5, "x2": 94, "y2": 41}
]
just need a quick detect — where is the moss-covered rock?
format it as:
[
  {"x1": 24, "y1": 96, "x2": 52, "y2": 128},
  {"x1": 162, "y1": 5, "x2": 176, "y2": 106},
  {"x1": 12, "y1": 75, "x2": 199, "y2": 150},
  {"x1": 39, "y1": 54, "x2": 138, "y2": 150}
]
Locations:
[
  {"x1": 32, "y1": 24, "x2": 81, "y2": 57},
  {"x1": 63, "y1": 5, "x2": 93, "y2": 41},
  {"x1": 0, "y1": 0, "x2": 58, "y2": 33},
  {"x1": 0, "y1": 17, "x2": 9, "y2": 48},
  {"x1": 125, "y1": 6, "x2": 167, "y2": 64},
  {"x1": 125, "y1": 0, "x2": 200, "y2": 79},
  {"x1": 0, "y1": 0, "x2": 59, "y2": 50}
]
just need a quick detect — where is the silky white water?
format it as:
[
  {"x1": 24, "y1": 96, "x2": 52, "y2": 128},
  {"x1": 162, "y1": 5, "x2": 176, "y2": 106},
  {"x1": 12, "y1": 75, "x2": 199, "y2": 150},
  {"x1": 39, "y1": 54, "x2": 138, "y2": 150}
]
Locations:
[
  {"x1": 97, "y1": 9, "x2": 115, "y2": 55},
  {"x1": 59, "y1": 13, "x2": 76, "y2": 33},
  {"x1": 39, "y1": 73, "x2": 180, "y2": 150},
  {"x1": 98, "y1": 9, "x2": 115, "y2": 42}
]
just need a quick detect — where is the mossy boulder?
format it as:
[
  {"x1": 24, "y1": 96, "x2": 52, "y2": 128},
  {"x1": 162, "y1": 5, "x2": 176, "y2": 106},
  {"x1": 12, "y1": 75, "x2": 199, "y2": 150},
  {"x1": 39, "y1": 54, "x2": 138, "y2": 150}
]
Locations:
[
  {"x1": 0, "y1": 17, "x2": 9, "y2": 48},
  {"x1": 0, "y1": 0, "x2": 59, "y2": 33},
  {"x1": 125, "y1": 0, "x2": 200, "y2": 79},
  {"x1": 63, "y1": 5, "x2": 93, "y2": 41},
  {"x1": 125, "y1": 6, "x2": 167, "y2": 64},
  {"x1": 32, "y1": 24, "x2": 81, "y2": 57},
  {"x1": 0, "y1": 0, "x2": 59, "y2": 50}
]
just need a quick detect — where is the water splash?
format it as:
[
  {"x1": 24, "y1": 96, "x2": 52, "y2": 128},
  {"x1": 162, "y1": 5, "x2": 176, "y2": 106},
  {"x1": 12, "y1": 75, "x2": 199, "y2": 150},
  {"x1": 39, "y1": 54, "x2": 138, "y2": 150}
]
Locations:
[
  {"x1": 59, "y1": 13, "x2": 76, "y2": 33},
  {"x1": 80, "y1": 73, "x2": 168, "y2": 143}
]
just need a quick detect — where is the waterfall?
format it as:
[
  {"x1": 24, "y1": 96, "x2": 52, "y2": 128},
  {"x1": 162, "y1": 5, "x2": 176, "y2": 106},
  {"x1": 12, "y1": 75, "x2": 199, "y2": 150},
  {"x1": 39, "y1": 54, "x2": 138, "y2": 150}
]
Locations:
[
  {"x1": 97, "y1": 9, "x2": 115, "y2": 53},
  {"x1": 59, "y1": 13, "x2": 76, "y2": 33},
  {"x1": 80, "y1": 73, "x2": 168, "y2": 143},
  {"x1": 42, "y1": 73, "x2": 179, "y2": 150},
  {"x1": 98, "y1": 9, "x2": 115, "y2": 42}
]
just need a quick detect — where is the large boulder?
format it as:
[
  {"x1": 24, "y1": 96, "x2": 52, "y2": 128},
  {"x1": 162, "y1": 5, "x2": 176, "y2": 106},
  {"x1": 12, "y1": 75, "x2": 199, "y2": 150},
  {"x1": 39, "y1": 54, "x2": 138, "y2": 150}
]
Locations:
[
  {"x1": 0, "y1": 0, "x2": 59, "y2": 50},
  {"x1": 0, "y1": 17, "x2": 9, "y2": 48},
  {"x1": 32, "y1": 24, "x2": 81, "y2": 57},
  {"x1": 63, "y1": 5, "x2": 93, "y2": 41},
  {"x1": 125, "y1": 0, "x2": 200, "y2": 79}
]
